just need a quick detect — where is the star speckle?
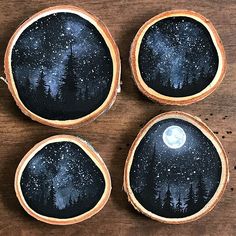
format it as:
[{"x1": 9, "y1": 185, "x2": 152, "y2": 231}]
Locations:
[
  {"x1": 12, "y1": 12, "x2": 113, "y2": 120},
  {"x1": 20, "y1": 141, "x2": 105, "y2": 218},
  {"x1": 130, "y1": 118, "x2": 222, "y2": 218},
  {"x1": 139, "y1": 16, "x2": 218, "y2": 97}
]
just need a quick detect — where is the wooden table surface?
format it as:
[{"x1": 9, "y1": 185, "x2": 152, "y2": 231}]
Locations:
[{"x1": 0, "y1": 0, "x2": 235, "y2": 235}]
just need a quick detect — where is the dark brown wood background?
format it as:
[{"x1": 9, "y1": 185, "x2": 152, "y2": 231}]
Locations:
[{"x1": 0, "y1": 0, "x2": 235, "y2": 235}]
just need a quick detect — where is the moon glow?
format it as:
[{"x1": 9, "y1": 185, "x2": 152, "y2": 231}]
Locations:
[{"x1": 163, "y1": 125, "x2": 186, "y2": 149}]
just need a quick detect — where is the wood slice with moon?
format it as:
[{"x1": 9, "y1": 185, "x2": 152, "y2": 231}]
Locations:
[
  {"x1": 15, "y1": 135, "x2": 111, "y2": 225},
  {"x1": 124, "y1": 111, "x2": 229, "y2": 224},
  {"x1": 4, "y1": 5, "x2": 120, "y2": 128},
  {"x1": 130, "y1": 10, "x2": 227, "y2": 105}
]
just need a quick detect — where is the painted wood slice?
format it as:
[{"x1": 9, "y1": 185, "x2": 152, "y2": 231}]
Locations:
[
  {"x1": 5, "y1": 5, "x2": 120, "y2": 128},
  {"x1": 130, "y1": 10, "x2": 226, "y2": 105},
  {"x1": 124, "y1": 112, "x2": 229, "y2": 224},
  {"x1": 15, "y1": 135, "x2": 111, "y2": 225}
]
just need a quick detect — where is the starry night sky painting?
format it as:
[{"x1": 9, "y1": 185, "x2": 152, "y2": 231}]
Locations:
[
  {"x1": 139, "y1": 17, "x2": 219, "y2": 97},
  {"x1": 11, "y1": 12, "x2": 113, "y2": 120},
  {"x1": 20, "y1": 141, "x2": 105, "y2": 219},
  {"x1": 130, "y1": 118, "x2": 222, "y2": 218}
]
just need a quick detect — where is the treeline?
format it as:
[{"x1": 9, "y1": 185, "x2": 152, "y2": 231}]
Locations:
[
  {"x1": 26, "y1": 184, "x2": 87, "y2": 218},
  {"x1": 143, "y1": 175, "x2": 213, "y2": 218},
  {"x1": 146, "y1": 69, "x2": 213, "y2": 97},
  {"x1": 18, "y1": 45, "x2": 110, "y2": 120}
]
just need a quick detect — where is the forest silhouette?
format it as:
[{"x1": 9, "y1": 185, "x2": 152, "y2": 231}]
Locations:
[
  {"x1": 25, "y1": 182, "x2": 101, "y2": 218},
  {"x1": 21, "y1": 142, "x2": 106, "y2": 219},
  {"x1": 145, "y1": 69, "x2": 214, "y2": 97},
  {"x1": 18, "y1": 45, "x2": 111, "y2": 120},
  {"x1": 141, "y1": 174, "x2": 213, "y2": 218}
]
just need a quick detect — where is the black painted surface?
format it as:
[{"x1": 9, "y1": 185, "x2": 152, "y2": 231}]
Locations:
[
  {"x1": 12, "y1": 12, "x2": 113, "y2": 120},
  {"x1": 130, "y1": 118, "x2": 221, "y2": 218},
  {"x1": 139, "y1": 17, "x2": 219, "y2": 97},
  {"x1": 20, "y1": 141, "x2": 105, "y2": 219}
]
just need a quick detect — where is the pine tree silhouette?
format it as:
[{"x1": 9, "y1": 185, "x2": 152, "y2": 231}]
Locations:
[
  {"x1": 166, "y1": 77, "x2": 172, "y2": 88},
  {"x1": 44, "y1": 85, "x2": 54, "y2": 115},
  {"x1": 47, "y1": 184, "x2": 56, "y2": 209},
  {"x1": 55, "y1": 90, "x2": 61, "y2": 102},
  {"x1": 68, "y1": 195, "x2": 76, "y2": 206},
  {"x1": 38, "y1": 180, "x2": 47, "y2": 206},
  {"x1": 39, "y1": 191, "x2": 45, "y2": 206},
  {"x1": 195, "y1": 174, "x2": 208, "y2": 208},
  {"x1": 182, "y1": 74, "x2": 188, "y2": 89},
  {"x1": 59, "y1": 44, "x2": 78, "y2": 104},
  {"x1": 143, "y1": 140, "x2": 159, "y2": 211},
  {"x1": 176, "y1": 193, "x2": 183, "y2": 216},
  {"x1": 185, "y1": 184, "x2": 195, "y2": 215},
  {"x1": 36, "y1": 69, "x2": 48, "y2": 98},
  {"x1": 156, "y1": 191, "x2": 163, "y2": 213},
  {"x1": 207, "y1": 187, "x2": 216, "y2": 200},
  {"x1": 162, "y1": 185, "x2": 174, "y2": 216},
  {"x1": 46, "y1": 86, "x2": 52, "y2": 99},
  {"x1": 23, "y1": 76, "x2": 32, "y2": 96},
  {"x1": 21, "y1": 76, "x2": 34, "y2": 108}
]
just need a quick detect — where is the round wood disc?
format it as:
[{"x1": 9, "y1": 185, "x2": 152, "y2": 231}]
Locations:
[
  {"x1": 124, "y1": 111, "x2": 229, "y2": 224},
  {"x1": 15, "y1": 135, "x2": 111, "y2": 225},
  {"x1": 5, "y1": 5, "x2": 120, "y2": 128},
  {"x1": 130, "y1": 10, "x2": 226, "y2": 105}
]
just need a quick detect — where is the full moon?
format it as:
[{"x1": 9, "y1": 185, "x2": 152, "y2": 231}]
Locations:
[{"x1": 163, "y1": 125, "x2": 186, "y2": 149}]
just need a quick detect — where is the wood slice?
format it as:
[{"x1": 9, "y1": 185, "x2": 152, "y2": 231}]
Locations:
[
  {"x1": 130, "y1": 10, "x2": 226, "y2": 105},
  {"x1": 124, "y1": 111, "x2": 229, "y2": 224},
  {"x1": 5, "y1": 5, "x2": 120, "y2": 128},
  {"x1": 15, "y1": 135, "x2": 111, "y2": 225}
]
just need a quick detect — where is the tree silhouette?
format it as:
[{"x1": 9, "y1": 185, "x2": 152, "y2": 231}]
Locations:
[
  {"x1": 23, "y1": 76, "x2": 32, "y2": 96},
  {"x1": 46, "y1": 86, "x2": 52, "y2": 100},
  {"x1": 165, "y1": 77, "x2": 171, "y2": 88},
  {"x1": 162, "y1": 185, "x2": 174, "y2": 216},
  {"x1": 182, "y1": 73, "x2": 188, "y2": 89},
  {"x1": 39, "y1": 191, "x2": 45, "y2": 206},
  {"x1": 35, "y1": 69, "x2": 48, "y2": 98},
  {"x1": 47, "y1": 184, "x2": 56, "y2": 209},
  {"x1": 195, "y1": 174, "x2": 208, "y2": 208},
  {"x1": 55, "y1": 90, "x2": 61, "y2": 102},
  {"x1": 148, "y1": 57, "x2": 216, "y2": 97},
  {"x1": 15, "y1": 37, "x2": 112, "y2": 120},
  {"x1": 208, "y1": 185, "x2": 218, "y2": 200},
  {"x1": 44, "y1": 86, "x2": 55, "y2": 116},
  {"x1": 20, "y1": 76, "x2": 34, "y2": 109},
  {"x1": 156, "y1": 191, "x2": 162, "y2": 212},
  {"x1": 143, "y1": 140, "x2": 160, "y2": 210},
  {"x1": 59, "y1": 44, "x2": 78, "y2": 104},
  {"x1": 185, "y1": 184, "x2": 195, "y2": 215},
  {"x1": 69, "y1": 196, "x2": 73, "y2": 206},
  {"x1": 175, "y1": 193, "x2": 183, "y2": 216}
]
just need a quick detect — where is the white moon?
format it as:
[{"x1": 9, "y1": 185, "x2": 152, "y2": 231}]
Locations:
[{"x1": 163, "y1": 125, "x2": 186, "y2": 149}]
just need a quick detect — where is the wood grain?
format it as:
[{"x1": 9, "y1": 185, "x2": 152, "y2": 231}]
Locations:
[{"x1": 0, "y1": 0, "x2": 235, "y2": 235}]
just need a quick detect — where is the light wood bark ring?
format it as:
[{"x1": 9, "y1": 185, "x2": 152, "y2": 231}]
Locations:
[
  {"x1": 130, "y1": 10, "x2": 226, "y2": 105},
  {"x1": 5, "y1": 5, "x2": 120, "y2": 128},
  {"x1": 15, "y1": 135, "x2": 111, "y2": 225},
  {"x1": 124, "y1": 111, "x2": 229, "y2": 224}
]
